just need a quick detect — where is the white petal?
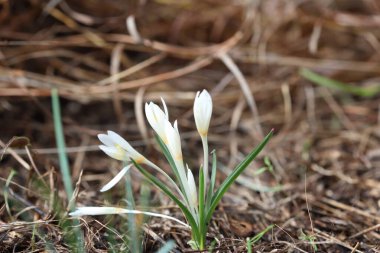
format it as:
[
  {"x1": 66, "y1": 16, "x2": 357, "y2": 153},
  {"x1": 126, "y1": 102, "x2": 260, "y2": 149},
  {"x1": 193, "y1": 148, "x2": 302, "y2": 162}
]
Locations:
[
  {"x1": 186, "y1": 166, "x2": 197, "y2": 207},
  {"x1": 144, "y1": 102, "x2": 152, "y2": 122},
  {"x1": 145, "y1": 102, "x2": 169, "y2": 143},
  {"x1": 165, "y1": 120, "x2": 182, "y2": 161},
  {"x1": 164, "y1": 121, "x2": 188, "y2": 200},
  {"x1": 107, "y1": 131, "x2": 131, "y2": 149},
  {"x1": 69, "y1": 207, "x2": 189, "y2": 227},
  {"x1": 145, "y1": 103, "x2": 159, "y2": 131},
  {"x1": 160, "y1": 97, "x2": 169, "y2": 119},
  {"x1": 100, "y1": 165, "x2": 132, "y2": 192},
  {"x1": 153, "y1": 103, "x2": 166, "y2": 121},
  {"x1": 194, "y1": 90, "x2": 212, "y2": 136},
  {"x1": 98, "y1": 133, "x2": 114, "y2": 146},
  {"x1": 99, "y1": 145, "x2": 126, "y2": 161},
  {"x1": 69, "y1": 206, "x2": 120, "y2": 216},
  {"x1": 108, "y1": 131, "x2": 147, "y2": 162}
]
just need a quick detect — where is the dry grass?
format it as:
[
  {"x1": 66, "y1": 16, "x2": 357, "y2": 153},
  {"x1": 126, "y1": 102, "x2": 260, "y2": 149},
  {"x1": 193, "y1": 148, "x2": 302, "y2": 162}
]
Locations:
[{"x1": 1, "y1": 0, "x2": 380, "y2": 252}]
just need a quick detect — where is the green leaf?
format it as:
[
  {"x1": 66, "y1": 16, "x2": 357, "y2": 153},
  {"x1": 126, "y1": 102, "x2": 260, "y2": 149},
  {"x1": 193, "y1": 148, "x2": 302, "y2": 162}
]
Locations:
[
  {"x1": 51, "y1": 89, "x2": 73, "y2": 201},
  {"x1": 247, "y1": 224, "x2": 274, "y2": 245},
  {"x1": 125, "y1": 165, "x2": 140, "y2": 253},
  {"x1": 247, "y1": 225, "x2": 274, "y2": 252},
  {"x1": 300, "y1": 68, "x2": 380, "y2": 97},
  {"x1": 51, "y1": 89, "x2": 85, "y2": 252},
  {"x1": 132, "y1": 160, "x2": 200, "y2": 242},
  {"x1": 206, "y1": 130, "x2": 273, "y2": 223},
  {"x1": 154, "y1": 135, "x2": 187, "y2": 198},
  {"x1": 198, "y1": 169, "x2": 205, "y2": 250},
  {"x1": 252, "y1": 167, "x2": 268, "y2": 176}
]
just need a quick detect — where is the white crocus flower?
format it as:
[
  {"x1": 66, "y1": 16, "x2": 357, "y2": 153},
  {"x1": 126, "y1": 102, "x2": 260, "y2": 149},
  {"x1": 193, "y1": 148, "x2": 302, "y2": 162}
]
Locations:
[
  {"x1": 145, "y1": 98, "x2": 185, "y2": 172},
  {"x1": 98, "y1": 131, "x2": 185, "y2": 199},
  {"x1": 69, "y1": 207, "x2": 189, "y2": 227},
  {"x1": 164, "y1": 120, "x2": 194, "y2": 211},
  {"x1": 145, "y1": 98, "x2": 194, "y2": 209},
  {"x1": 193, "y1": 90, "x2": 213, "y2": 190},
  {"x1": 165, "y1": 120, "x2": 184, "y2": 162},
  {"x1": 145, "y1": 98, "x2": 169, "y2": 144},
  {"x1": 97, "y1": 131, "x2": 146, "y2": 192},
  {"x1": 194, "y1": 90, "x2": 212, "y2": 137},
  {"x1": 98, "y1": 131, "x2": 146, "y2": 164}
]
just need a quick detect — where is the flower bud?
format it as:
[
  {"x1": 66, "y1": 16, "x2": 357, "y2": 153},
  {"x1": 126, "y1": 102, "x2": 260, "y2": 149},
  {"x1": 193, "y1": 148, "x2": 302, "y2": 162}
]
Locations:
[
  {"x1": 194, "y1": 90, "x2": 212, "y2": 137},
  {"x1": 145, "y1": 98, "x2": 169, "y2": 143},
  {"x1": 186, "y1": 165, "x2": 197, "y2": 207}
]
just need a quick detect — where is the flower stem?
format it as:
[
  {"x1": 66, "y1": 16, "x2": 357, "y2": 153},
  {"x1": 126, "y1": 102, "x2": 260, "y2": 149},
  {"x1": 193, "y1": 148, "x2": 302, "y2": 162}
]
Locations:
[{"x1": 201, "y1": 135, "x2": 209, "y2": 194}]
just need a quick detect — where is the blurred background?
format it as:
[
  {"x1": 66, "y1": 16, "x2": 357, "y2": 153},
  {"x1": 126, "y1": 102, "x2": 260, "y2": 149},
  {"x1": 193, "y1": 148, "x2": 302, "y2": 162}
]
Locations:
[{"x1": 1, "y1": 0, "x2": 379, "y2": 252}]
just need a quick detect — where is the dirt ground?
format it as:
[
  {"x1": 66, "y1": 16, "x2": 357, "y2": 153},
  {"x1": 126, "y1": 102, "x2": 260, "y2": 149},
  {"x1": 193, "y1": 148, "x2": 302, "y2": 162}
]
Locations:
[{"x1": 1, "y1": 0, "x2": 380, "y2": 252}]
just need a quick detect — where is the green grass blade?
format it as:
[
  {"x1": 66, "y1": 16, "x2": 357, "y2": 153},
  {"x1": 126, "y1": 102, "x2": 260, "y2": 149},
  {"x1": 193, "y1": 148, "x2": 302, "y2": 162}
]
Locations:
[
  {"x1": 136, "y1": 182, "x2": 151, "y2": 252},
  {"x1": 51, "y1": 89, "x2": 84, "y2": 252},
  {"x1": 51, "y1": 89, "x2": 73, "y2": 200},
  {"x1": 132, "y1": 160, "x2": 200, "y2": 242},
  {"x1": 300, "y1": 68, "x2": 380, "y2": 97},
  {"x1": 247, "y1": 224, "x2": 274, "y2": 244},
  {"x1": 206, "y1": 130, "x2": 273, "y2": 222},
  {"x1": 246, "y1": 238, "x2": 252, "y2": 253},
  {"x1": 125, "y1": 169, "x2": 136, "y2": 207},
  {"x1": 125, "y1": 166, "x2": 140, "y2": 253}
]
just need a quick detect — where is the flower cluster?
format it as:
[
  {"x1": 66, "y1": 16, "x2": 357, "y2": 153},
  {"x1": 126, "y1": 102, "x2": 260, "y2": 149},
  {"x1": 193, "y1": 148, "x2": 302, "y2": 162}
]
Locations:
[
  {"x1": 94, "y1": 90, "x2": 212, "y2": 207},
  {"x1": 70, "y1": 90, "x2": 272, "y2": 250}
]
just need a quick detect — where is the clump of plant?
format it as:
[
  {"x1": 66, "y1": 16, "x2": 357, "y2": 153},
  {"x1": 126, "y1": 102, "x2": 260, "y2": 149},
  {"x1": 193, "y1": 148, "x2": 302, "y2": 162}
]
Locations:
[{"x1": 70, "y1": 90, "x2": 273, "y2": 250}]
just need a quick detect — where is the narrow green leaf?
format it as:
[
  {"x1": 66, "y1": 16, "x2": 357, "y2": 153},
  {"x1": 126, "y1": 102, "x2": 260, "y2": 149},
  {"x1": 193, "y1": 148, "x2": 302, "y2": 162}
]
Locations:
[
  {"x1": 125, "y1": 168, "x2": 136, "y2": 207},
  {"x1": 154, "y1": 135, "x2": 186, "y2": 197},
  {"x1": 247, "y1": 224, "x2": 274, "y2": 244},
  {"x1": 125, "y1": 166, "x2": 140, "y2": 253},
  {"x1": 300, "y1": 68, "x2": 380, "y2": 97},
  {"x1": 246, "y1": 238, "x2": 252, "y2": 253},
  {"x1": 132, "y1": 160, "x2": 200, "y2": 242},
  {"x1": 206, "y1": 130, "x2": 273, "y2": 222},
  {"x1": 52, "y1": 89, "x2": 85, "y2": 252},
  {"x1": 252, "y1": 167, "x2": 268, "y2": 176},
  {"x1": 198, "y1": 169, "x2": 205, "y2": 250},
  {"x1": 51, "y1": 89, "x2": 73, "y2": 200}
]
